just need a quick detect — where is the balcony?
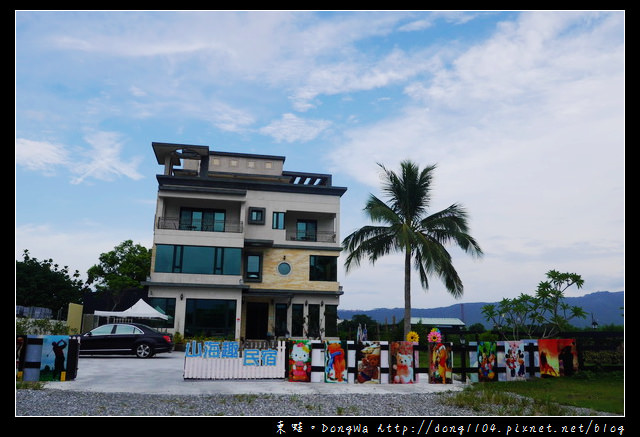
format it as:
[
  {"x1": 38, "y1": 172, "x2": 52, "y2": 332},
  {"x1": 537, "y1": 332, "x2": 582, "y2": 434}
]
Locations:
[
  {"x1": 285, "y1": 230, "x2": 336, "y2": 243},
  {"x1": 157, "y1": 217, "x2": 244, "y2": 233}
]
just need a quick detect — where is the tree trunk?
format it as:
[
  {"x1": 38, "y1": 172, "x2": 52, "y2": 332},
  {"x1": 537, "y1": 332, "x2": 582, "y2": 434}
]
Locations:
[{"x1": 403, "y1": 247, "x2": 412, "y2": 338}]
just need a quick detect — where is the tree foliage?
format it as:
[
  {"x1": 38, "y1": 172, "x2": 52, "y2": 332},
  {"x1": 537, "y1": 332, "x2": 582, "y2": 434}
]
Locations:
[
  {"x1": 342, "y1": 161, "x2": 483, "y2": 337},
  {"x1": 16, "y1": 249, "x2": 86, "y2": 315},
  {"x1": 86, "y1": 240, "x2": 151, "y2": 309},
  {"x1": 481, "y1": 270, "x2": 587, "y2": 340}
]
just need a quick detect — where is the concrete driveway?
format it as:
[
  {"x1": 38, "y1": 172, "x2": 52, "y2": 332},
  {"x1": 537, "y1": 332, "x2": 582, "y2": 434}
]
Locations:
[{"x1": 44, "y1": 352, "x2": 466, "y2": 395}]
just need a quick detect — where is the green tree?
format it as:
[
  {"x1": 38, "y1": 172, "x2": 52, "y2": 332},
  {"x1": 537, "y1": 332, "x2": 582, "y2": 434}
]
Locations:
[
  {"x1": 86, "y1": 240, "x2": 151, "y2": 310},
  {"x1": 342, "y1": 161, "x2": 483, "y2": 337},
  {"x1": 481, "y1": 270, "x2": 587, "y2": 340},
  {"x1": 16, "y1": 249, "x2": 86, "y2": 316}
]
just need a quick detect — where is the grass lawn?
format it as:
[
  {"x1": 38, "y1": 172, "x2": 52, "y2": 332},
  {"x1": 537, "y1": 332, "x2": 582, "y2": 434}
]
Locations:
[{"x1": 446, "y1": 371, "x2": 624, "y2": 415}]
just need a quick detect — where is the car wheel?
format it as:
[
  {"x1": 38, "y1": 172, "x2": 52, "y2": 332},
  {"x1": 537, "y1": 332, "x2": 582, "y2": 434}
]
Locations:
[{"x1": 135, "y1": 343, "x2": 154, "y2": 358}]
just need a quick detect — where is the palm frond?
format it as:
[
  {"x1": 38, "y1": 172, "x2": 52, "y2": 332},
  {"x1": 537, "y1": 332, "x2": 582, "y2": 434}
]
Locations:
[{"x1": 342, "y1": 225, "x2": 400, "y2": 272}]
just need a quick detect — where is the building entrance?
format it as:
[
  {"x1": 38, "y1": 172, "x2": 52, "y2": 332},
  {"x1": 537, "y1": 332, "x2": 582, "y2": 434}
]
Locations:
[{"x1": 245, "y1": 302, "x2": 269, "y2": 340}]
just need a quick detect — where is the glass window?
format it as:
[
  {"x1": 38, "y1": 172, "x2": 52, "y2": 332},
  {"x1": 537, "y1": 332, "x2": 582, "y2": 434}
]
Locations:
[
  {"x1": 149, "y1": 297, "x2": 176, "y2": 329},
  {"x1": 154, "y1": 244, "x2": 174, "y2": 273},
  {"x1": 272, "y1": 212, "x2": 285, "y2": 229},
  {"x1": 309, "y1": 256, "x2": 337, "y2": 281},
  {"x1": 277, "y1": 262, "x2": 291, "y2": 276},
  {"x1": 296, "y1": 220, "x2": 317, "y2": 241},
  {"x1": 89, "y1": 324, "x2": 115, "y2": 335},
  {"x1": 222, "y1": 248, "x2": 242, "y2": 275},
  {"x1": 245, "y1": 254, "x2": 262, "y2": 281},
  {"x1": 180, "y1": 208, "x2": 226, "y2": 232},
  {"x1": 185, "y1": 298, "x2": 237, "y2": 338},
  {"x1": 154, "y1": 244, "x2": 241, "y2": 276},
  {"x1": 248, "y1": 207, "x2": 265, "y2": 225},
  {"x1": 308, "y1": 304, "x2": 320, "y2": 338},
  {"x1": 114, "y1": 324, "x2": 142, "y2": 335},
  {"x1": 324, "y1": 305, "x2": 338, "y2": 337},
  {"x1": 275, "y1": 303, "x2": 288, "y2": 337},
  {"x1": 182, "y1": 246, "x2": 215, "y2": 274},
  {"x1": 291, "y1": 304, "x2": 304, "y2": 337}
]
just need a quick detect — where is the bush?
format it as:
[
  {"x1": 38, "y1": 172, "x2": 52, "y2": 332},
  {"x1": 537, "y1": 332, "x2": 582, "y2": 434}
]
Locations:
[{"x1": 16, "y1": 318, "x2": 70, "y2": 335}]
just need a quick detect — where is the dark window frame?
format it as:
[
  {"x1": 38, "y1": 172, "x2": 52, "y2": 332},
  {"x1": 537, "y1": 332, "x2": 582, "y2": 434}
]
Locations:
[
  {"x1": 248, "y1": 207, "x2": 266, "y2": 225},
  {"x1": 291, "y1": 304, "x2": 304, "y2": 337},
  {"x1": 154, "y1": 244, "x2": 241, "y2": 275},
  {"x1": 296, "y1": 219, "x2": 317, "y2": 241},
  {"x1": 272, "y1": 211, "x2": 285, "y2": 229},
  {"x1": 179, "y1": 207, "x2": 226, "y2": 232},
  {"x1": 309, "y1": 255, "x2": 337, "y2": 281},
  {"x1": 244, "y1": 252, "x2": 263, "y2": 282}
]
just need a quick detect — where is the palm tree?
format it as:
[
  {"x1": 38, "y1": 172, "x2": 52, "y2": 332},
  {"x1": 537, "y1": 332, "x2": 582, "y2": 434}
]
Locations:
[{"x1": 342, "y1": 161, "x2": 483, "y2": 337}]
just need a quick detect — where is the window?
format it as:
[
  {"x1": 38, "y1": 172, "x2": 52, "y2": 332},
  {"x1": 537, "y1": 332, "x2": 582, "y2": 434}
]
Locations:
[
  {"x1": 149, "y1": 297, "x2": 176, "y2": 329},
  {"x1": 275, "y1": 303, "x2": 288, "y2": 337},
  {"x1": 182, "y1": 246, "x2": 215, "y2": 274},
  {"x1": 184, "y1": 298, "x2": 236, "y2": 338},
  {"x1": 154, "y1": 244, "x2": 241, "y2": 275},
  {"x1": 308, "y1": 304, "x2": 320, "y2": 338},
  {"x1": 324, "y1": 305, "x2": 338, "y2": 337},
  {"x1": 248, "y1": 207, "x2": 265, "y2": 225},
  {"x1": 296, "y1": 220, "x2": 317, "y2": 241},
  {"x1": 272, "y1": 212, "x2": 285, "y2": 229},
  {"x1": 180, "y1": 208, "x2": 225, "y2": 232},
  {"x1": 90, "y1": 324, "x2": 115, "y2": 335},
  {"x1": 216, "y1": 247, "x2": 242, "y2": 275},
  {"x1": 309, "y1": 255, "x2": 337, "y2": 281},
  {"x1": 245, "y1": 253, "x2": 262, "y2": 281},
  {"x1": 277, "y1": 262, "x2": 291, "y2": 276},
  {"x1": 114, "y1": 324, "x2": 143, "y2": 335},
  {"x1": 291, "y1": 304, "x2": 304, "y2": 337}
]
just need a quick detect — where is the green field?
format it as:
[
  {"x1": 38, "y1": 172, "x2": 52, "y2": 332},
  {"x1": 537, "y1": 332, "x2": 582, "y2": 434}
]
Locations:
[{"x1": 444, "y1": 371, "x2": 624, "y2": 416}]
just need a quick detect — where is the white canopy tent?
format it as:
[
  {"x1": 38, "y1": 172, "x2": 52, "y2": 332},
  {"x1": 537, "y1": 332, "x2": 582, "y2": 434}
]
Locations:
[{"x1": 94, "y1": 299, "x2": 169, "y2": 320}]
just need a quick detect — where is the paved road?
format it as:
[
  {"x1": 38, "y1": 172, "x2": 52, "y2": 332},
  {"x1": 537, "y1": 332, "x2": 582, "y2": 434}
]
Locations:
[{"x1": 44, "y1": 352, "x2": 466, "y2": 395}]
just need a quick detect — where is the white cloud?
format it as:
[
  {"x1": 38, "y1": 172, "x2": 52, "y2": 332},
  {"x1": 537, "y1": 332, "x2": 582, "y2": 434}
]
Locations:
[
  {"x1": 15, "y1": 139, "x2": 69, "y2": 174},
  {"x1": 70, "y1": 131, "x2": 143, "y2": 184},
  {"x1": 16, "y1": 132, "x2": 145, "y2": 185},
  {"x1": 260, "y1": 113, "x2": 331, "y2": 143},
  {"x1": 330, "y1": 11, "x2": 624, "y2": 307}
]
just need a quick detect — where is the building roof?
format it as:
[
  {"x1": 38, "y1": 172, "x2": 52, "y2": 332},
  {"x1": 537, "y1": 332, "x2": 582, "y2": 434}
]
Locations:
[{"x1": 410, "y1": 317, "x2": 465, "y2": 327}]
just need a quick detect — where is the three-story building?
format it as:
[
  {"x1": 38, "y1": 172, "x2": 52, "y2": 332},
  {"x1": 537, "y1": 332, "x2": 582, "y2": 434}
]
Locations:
[{"x1": 145, "y1": 142, "x2": 347, "y2": 341}]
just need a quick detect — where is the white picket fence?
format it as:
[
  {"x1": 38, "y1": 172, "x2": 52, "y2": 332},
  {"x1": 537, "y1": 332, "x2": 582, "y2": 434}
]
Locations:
[{"x1": 183, "y1": 340, "x2": 286, "y2": 380}]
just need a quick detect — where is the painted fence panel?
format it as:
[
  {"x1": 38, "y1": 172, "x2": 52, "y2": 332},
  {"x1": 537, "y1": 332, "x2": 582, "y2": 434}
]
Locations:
[
  {"x1": 16, "y1": 335, "x2": 80, "y2": 382},
  {"x1": 183, "y1": 340, "x2": 286, "y2": 380}
]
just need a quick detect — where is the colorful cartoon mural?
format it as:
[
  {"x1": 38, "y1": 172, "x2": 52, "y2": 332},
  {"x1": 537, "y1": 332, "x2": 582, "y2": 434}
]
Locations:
[
  {"x1": 429, "y1": 343, "x2": 452, "y2": 384},
  {"x1": 325, "y1": 340, "x2": 348, "y2": 383},
  {"x1": 356, "y1": 342, "x2": 381, "y2": 384},
  {"x1": 501, "y1": 340, "x2": 527, "y2": 381},
  {"x1": 390, "y1": 341, "x2": 414, "y2": 384},
  {"x1": 538, "y1": 338, "x2": 578, "y2": 377},
  {"x1": 288, "y1": 340, "x2": 312, "y2": 382},
  {"x1": 478, "y1": 341, "x2": 498, "y2": 382}
]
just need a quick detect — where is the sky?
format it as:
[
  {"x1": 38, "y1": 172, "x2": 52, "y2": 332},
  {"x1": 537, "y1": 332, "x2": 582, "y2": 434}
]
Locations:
[{"x1": 15, "y1": 11, "x2": 625, "y2": 312}]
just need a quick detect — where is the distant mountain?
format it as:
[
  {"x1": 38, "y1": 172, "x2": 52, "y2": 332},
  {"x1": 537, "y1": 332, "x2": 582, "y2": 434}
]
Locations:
[{"x1": 338, "y1": 291, "x2": 624, "y2": 329}]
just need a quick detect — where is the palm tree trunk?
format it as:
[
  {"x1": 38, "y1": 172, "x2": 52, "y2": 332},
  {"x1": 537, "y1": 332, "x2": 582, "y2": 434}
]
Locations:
[{"x1": 403, "y1": 247, "x2": 411, "y2": 338}]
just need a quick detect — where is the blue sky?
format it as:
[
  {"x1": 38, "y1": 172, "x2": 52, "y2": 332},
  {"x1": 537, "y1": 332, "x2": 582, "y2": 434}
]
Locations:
[{"x1": 15, "y1": 11, "x2": 625, "y2": 312}]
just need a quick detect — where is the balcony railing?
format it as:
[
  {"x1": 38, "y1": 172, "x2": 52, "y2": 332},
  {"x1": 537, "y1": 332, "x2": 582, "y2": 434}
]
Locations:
[
  {"x1": 285, "y1": 230, "x2": 336, "y2": 243},
  {"x1": 157, "y1": 217, "x2": 243, "y2": 233}
]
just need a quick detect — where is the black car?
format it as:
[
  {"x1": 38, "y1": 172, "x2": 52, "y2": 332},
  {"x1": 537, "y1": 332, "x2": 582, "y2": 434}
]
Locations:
[{"x1": 80, "y1": 323, "x2": 173, "y2": 358}]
